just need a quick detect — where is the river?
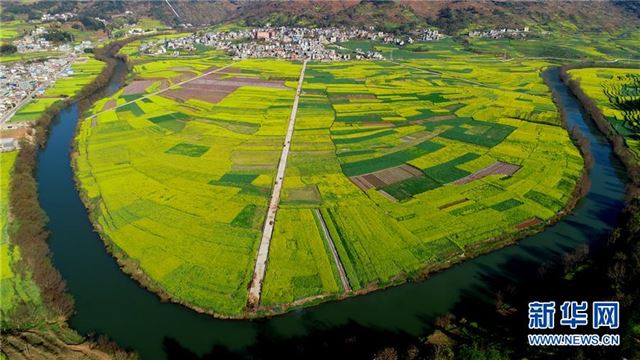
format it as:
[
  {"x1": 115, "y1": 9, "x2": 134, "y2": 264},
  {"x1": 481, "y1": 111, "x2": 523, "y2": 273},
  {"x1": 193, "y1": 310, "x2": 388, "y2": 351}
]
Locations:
[{"x1": 36, "y1": 62, "x2": 628, "y2": 359}]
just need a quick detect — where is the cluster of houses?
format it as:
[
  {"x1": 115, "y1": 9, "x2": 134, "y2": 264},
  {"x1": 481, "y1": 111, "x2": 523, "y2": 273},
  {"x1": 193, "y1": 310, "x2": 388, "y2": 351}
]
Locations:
[
  {"x1": 468, "y1": 27, "x2": 531, "y2": 39},
  {"x1": 0, "y1": 55, "x2": 73, "y2": 151},
  {"x1": 0, "y1": 57, "x2": 73, "y2": 122},
  {"x1": 140, "y1": 26, "x2": 445, "y2": 60},
  {"x1": 411, "y1": 28, "x2": 444, "y2": 42},
  {"x1": 13, "y1": 26, "x2": 93, "y2": 53},
  {"x1": 40, "y1": 12, "x2": 76, "y2": 22}
]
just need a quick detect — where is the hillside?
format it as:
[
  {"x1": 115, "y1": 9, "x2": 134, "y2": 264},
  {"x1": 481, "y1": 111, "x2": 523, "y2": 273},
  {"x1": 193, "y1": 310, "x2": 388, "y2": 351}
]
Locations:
[{"x1": 2, "y1": 0, "x2": 639, "y2": 34}]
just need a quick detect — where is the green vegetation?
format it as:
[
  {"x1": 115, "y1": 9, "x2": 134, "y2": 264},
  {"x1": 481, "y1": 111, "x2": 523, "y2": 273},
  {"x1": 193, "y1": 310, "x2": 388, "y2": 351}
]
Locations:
[
  {"x1": 0, "y1": 50, "x2": 65, "y2": 64},
  {"x1": 261, "y1": 209, "x2": 342, "y2": 305},
  {"x1": 568, "y1": 68, "x2": 640, "y2": 161},
  {"x1": 75, "y1": 48, "x2": 303, "y2": 315},
  {"x1": 74, "y1": 36, "x2": 587, "y2": 316},
  {"x1": 467, "y1": 31, "x2": 640, "y2": 61},
  {"x1": 0, "y1": 36, "x2": 142, "y2": 360},
  {"x1": 0, "y1": 152, "x2": 45, "y2": 326},
  {"x1": 279, "y1": 58, "x2": 582, "y2": 294}
]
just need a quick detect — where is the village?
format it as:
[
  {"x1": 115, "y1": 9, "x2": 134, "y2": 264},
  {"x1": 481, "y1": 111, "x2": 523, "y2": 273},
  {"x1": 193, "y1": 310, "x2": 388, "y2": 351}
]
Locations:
[
  {"x1": 468, "y1": 27, "x2": 531, "y2": 39},
  {"x1": 12, "y1": 25, "x2": 93, "y2": 53},
  {"x1": 0, "y1": 16, "x2": 533, "y2": 153},
  {"x1": 0, "y1": 54, "x2": 83, "y2": 151},
  {"x1": 140, "y1": 26, "x2": 444, "y2": 60}
]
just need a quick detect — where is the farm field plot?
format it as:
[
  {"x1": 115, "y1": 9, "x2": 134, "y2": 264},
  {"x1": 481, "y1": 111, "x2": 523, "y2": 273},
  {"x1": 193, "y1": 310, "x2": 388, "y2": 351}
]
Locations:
[
  {"x1": 75, "y1": 53, "x2": 303, "y2": 316},
  {"x1": 266, "y1": 59, "x2": 583, "y2": 301},
  {"x1": 568, "y1": 68, "x2": 640, "y2": 161},
  {"x1": 76, "y1": 45, "x2": 584, "y2": 316}
]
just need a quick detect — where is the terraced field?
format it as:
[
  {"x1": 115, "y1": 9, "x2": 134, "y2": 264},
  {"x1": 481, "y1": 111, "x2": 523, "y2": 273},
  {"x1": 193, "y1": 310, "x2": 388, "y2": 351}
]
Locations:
[
  {"x1": 568, "y1": 68, "x2": 640, "y2": 161},
  {"x1": 75, "y1": 42, "x2": 584, "y2": 316}
]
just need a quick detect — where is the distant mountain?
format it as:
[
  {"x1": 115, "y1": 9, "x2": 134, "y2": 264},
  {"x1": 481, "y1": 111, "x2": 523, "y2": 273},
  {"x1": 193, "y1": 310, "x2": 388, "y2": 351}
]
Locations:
[{"x1": 3, "y1": 0, "x2": 639, "y2": 34}]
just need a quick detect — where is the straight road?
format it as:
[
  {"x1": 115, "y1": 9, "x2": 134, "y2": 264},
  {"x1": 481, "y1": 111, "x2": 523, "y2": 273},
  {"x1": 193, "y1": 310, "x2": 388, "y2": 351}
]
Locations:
[
  {"x1": 314, "y1": 209, "x2": 351, "y2": 292},
  {"x1": 247, "y1": 59, "x2": 308, "y2": 308}
]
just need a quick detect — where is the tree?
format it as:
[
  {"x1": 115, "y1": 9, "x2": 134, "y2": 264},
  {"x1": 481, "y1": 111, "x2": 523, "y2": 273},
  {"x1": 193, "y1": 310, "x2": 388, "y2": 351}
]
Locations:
[{"x1": 0, "y1": 44, "x2": 17, "y2": 55}]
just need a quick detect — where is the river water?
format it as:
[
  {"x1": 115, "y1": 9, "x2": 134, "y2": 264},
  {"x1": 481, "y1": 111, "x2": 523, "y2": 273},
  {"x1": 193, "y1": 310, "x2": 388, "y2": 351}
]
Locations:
[{"x1": 36, "y1": 63, "x2": 628, "y2": 359}]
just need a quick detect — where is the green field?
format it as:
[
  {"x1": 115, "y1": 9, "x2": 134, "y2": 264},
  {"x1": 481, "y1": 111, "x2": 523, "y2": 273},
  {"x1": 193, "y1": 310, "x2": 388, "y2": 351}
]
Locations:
[
  {"x1": 0, "y1": 152, "x2": 44, "y2": 326},
  {"x1": 73, "y1": 34, "x2": 585, "y2": 317},
  {"x1": 568, "y1": 68, "x2": 640, "y2": 161},
  {"x1": 279, "y1": 59, "x2": 582, "y2": 293},
  {"x1": 75, "y1": 52, "x2": 304, "y2": 315}
]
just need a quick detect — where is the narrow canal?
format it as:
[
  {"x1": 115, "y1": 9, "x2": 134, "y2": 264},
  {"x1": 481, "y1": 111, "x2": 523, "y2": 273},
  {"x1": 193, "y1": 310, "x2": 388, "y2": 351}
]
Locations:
[{"x1": 36, "y1": 62, "x2": 628, "y2": 359}]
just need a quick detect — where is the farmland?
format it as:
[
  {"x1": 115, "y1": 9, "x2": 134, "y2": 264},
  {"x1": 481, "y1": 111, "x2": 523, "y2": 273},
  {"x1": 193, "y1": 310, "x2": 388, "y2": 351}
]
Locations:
[
  {"x1": 567, "y1": 68, "x2": 640, "y2": 162},
  {"x1": 278, "y1": 59, "x2": 582, "y2": 296},
  {"x1": 75, "y1": 50, "x2": 303, "y2": 315},
  {"x1": 0, "y1": 152, "x2": 45, "y2": 326},
  {"x1": 74, "y1": 39, "x2": 583, "y2": 316}
]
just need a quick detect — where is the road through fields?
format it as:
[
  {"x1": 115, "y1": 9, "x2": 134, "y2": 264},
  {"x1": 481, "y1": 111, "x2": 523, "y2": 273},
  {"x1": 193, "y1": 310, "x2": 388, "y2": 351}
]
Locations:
[{"x1": 247, "y1": 59, "x2": 308, "y2": 308}]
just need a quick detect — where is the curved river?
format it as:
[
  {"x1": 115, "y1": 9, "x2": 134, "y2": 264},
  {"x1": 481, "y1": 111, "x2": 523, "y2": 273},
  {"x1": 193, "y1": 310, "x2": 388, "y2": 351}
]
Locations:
[{"x1": 37, "y1": 63, "x2": 628, "y2": 359}]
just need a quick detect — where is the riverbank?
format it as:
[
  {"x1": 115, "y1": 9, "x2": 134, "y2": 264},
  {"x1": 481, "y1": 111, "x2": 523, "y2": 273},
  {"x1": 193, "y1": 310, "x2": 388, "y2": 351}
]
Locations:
[
  {"x1": 561, "y1": 66, "x2": 640, "y2": 356},
  {"x1": 0, "y1": 38, "x2": 141, "y2": 360},
  {"x1": 560, "y1": 63, "x2": 640, "y2": 190}
]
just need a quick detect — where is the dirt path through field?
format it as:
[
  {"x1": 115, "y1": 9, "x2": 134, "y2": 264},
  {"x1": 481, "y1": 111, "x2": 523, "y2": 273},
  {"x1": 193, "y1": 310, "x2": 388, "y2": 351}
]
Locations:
[
  {"x1": 314, "y1": 208, "x2": 352, "y2": 292},
  {"x1": 247, "y1": 59, "x2": 308, "y2": 308}
]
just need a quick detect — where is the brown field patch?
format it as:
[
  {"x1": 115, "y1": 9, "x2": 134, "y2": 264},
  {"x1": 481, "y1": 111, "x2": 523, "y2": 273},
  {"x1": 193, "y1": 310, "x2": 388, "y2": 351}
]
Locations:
[
  {"x1": 350, "y1": 164, "x2": 423, "y2": 191},
  {"x1": 161, "y1": 76, "x2": 287, "y2": 104},
  {"x1": 171, "y1": 72, "x2": 198, "y2": 83},
  {"x1": 516, "y1": 218, "x2": 542, "y2": 230},
  {"x1": 122, "y1": 80, "x2": 156, "y2": 95},
  {"x1": 189, "y1": 77, "x2": 287, "y2": 89},
  {"x1": 360, "y1": 121, "x2": 395, "y2": 128},
  {"x1": 412, "y1": 115, "x2": 456, "y2": 124},
  {"x1": 424, "y1": 114, "x2": 455, "y2": 122},
  {"x1": 0, "y1": 127, "x2": 30, "y2": 139},
  {"x1": 102, "y1": 99, "x2": 116, "y2": 111},
  {"x1": 453, "y1": 161, "x2": 521, "y2": 185},
  {"x1": 163, "y1": 87, "x2": 233, "y2": 103}
]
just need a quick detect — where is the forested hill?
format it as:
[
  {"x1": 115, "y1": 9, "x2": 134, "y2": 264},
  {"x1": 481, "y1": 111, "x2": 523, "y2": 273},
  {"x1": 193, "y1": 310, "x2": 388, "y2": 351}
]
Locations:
[{"x1": 2, "y1": 0, "x2": 639, "y2": 34}]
